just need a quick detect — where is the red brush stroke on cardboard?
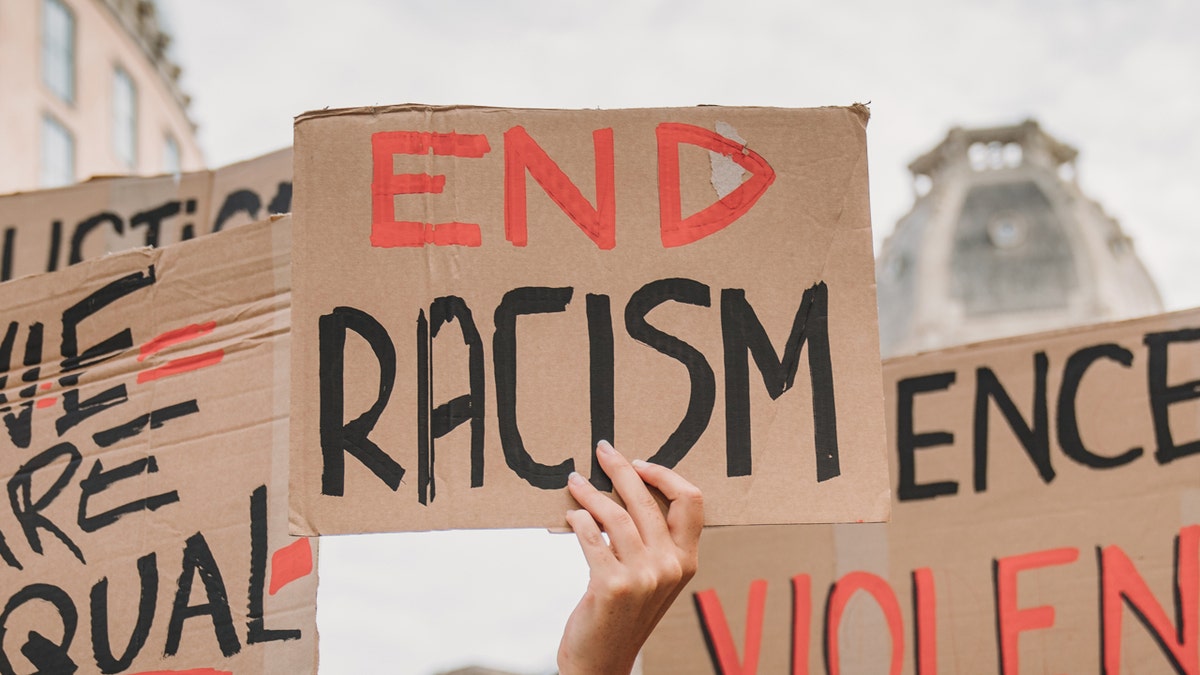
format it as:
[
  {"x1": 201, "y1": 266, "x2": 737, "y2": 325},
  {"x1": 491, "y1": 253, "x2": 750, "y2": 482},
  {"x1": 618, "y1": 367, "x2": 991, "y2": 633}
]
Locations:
[
  {"x1": 384, "y1": 173, "x2": 446, "y2": 194},
  {"x1": 502, "y1": 126, "x2": 616, "y2": 249},
  {"x1": 139, "y1": 322, "x2": 216, "y2": 361},
  {"x1": 694, "y1": 579, "x2": 767, "y2": 674},
  {"x1": 371, "y1": 221, "x2": 481, "y2": 247},
  {"x1": 270, "y1": 537, "x2": 314, "y2": 595},
  {"x1": 656, "y1": 122, "x2": 776, "y2": 248},
  {"x1": 137, "y1": 350, "x2": 224, "y2": 384},
  {"x1": 371, "y1": 131, "x2": 490, "y2": 248}
]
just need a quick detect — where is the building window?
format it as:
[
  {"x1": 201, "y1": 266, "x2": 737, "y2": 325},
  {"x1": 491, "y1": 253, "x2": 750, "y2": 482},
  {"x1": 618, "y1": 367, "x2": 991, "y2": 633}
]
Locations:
[
  {"x1": 41, "y1": 114, "x2": 75, "y2": 187},
  {"x1": 113, "y1": 65, "x2": 138, "y2": 169},
  {"x1": 163, "y1": 134, "x2": 181, "y2": 174},
  {"x1": 42, "y1": 0, "x2": 76, "y2": 104}
]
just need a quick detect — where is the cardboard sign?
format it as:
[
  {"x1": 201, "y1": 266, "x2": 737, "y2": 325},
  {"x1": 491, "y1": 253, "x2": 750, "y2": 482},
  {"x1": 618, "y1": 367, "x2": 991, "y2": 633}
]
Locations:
[
  {"x1": 0, "y1": 217, "x2": 317, "y2": 673},
  {"x1": 290, "y1": 104, "x2": 890, "y2": 534},
  {"x1": 0, "y1": 148, "x2": 292, "y2": 282},
  {"x1": 643, "y1": 309, "x2": 1200, "y2": 674}
]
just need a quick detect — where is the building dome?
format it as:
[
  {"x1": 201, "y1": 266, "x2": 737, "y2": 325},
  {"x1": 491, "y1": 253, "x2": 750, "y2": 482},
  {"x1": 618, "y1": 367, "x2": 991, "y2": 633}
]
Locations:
[{"x1": 876, "y1": 120, "x2": 1162, "y2": 357}]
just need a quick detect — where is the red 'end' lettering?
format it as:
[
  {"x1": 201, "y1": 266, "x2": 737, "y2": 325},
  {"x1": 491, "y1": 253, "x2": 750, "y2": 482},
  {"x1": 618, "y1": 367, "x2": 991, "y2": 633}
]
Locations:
[
  {"x1": 792, "y1": 575, "x2": 811, "y2": 675},
  {"x1": 1100, "y1": 525, "x2": 1199, "y2": 674},
  {"x1": 656, "y1": 122, "x2": 776, "y2": 248},
  {"x1": 825, "y1": 571, "x2": 904, "y2": 675},
  {"x1": 694, "y1": 580, "x2": 768, "y2": 675},
  {"x1": 913, "y1": 567, "x2": 937, "y2": 675},
  {"x1": 137, "y1": 350, "x2": 224, "y2": 384},
  {"x1": 269, "y1": 537, "x2": 315, "y2": 596},
  {"x1": 994, "y1": 547, "x2": 1079, "y2": 675},
  {"x1": 503, "y1": 126, "x2": 615, "y2": 249},
  {"x1": 139, "y1": 321, "x2": 216, "y2": 361},
  {"x1": 370, "y1": 131, "x2": 490, "y2": 248}
]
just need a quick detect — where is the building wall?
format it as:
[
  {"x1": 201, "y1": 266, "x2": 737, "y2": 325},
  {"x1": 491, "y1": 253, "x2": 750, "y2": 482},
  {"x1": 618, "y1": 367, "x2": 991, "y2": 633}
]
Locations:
[{"x1": 0, "y1": 0, "x2": 204, "y2": 194}]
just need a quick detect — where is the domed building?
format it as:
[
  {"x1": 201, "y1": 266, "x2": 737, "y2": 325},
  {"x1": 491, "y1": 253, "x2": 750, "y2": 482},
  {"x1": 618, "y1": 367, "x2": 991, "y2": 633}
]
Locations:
[
  {"x1": 876, "y1": 120, "x2": 1163, "y2": 358},
  {"x1": 0, "y1": 0, "x2": 204, "y2": 193}
]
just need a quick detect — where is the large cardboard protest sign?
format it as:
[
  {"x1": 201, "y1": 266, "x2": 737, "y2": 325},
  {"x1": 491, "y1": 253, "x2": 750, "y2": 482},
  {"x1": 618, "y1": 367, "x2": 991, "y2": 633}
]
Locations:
[
  {"x1": 0, "y1": 148, "x2": 292, "y2": 282},
  {"x1": 643, "y1": 309, "x2": 1200, "y2": 673},
  {"x1": 289, "y1": 104, "x2": 890, "y2": 534},
  {"x1": 0, "y1": 217, "x2": 317, "y2": 673}
]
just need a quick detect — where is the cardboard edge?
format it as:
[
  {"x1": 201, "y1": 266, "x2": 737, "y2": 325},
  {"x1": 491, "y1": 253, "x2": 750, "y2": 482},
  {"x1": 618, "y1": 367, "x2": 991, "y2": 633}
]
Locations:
[
  {"x1": 294, "y1": 103, "x2": 876, "y2": 126},
  {"x1": 882, "y1": 303, "x2": 1200, "y2": 368}
]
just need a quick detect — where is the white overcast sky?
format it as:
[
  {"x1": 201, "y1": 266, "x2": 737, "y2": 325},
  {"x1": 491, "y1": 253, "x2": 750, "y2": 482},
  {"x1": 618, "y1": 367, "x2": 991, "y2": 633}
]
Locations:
[{"x1": 156, "y1": 1, "x2": 1199, "y2": 673}]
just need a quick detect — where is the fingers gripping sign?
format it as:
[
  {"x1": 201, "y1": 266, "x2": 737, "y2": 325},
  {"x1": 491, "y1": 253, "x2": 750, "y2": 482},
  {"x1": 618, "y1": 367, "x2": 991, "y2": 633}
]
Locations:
[{"x1": 558, "y1": 440, "x2": 704, "y2": 675}]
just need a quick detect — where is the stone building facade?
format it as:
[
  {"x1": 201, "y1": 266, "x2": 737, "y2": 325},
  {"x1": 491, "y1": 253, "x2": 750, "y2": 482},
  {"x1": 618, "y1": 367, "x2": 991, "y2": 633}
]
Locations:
[
  {"x1": 876, "y1": 120, "x2": 1162, "y2": 357},
  {"x1": 0, "y1": 0, "x2": 203, "y2": 193}
]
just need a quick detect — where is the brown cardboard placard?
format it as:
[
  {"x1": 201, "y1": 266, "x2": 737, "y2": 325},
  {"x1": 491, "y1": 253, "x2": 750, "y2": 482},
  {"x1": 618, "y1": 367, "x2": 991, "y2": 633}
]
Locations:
[
  {"x1": 207, "y1": 147, "x2": 295, "y2": 233},
  {"x1": 290, "y1": 104, "x2": 890, "y2": 534},
  {"x1": 643, "y1": 309, "x2": 1200, "y2": 674},
  {"x1": 0, "y1": 216, "x2": 317, "y2": 673},
  {"x1": 0, "y1": 147, "x2": 293, "y2": 282}
]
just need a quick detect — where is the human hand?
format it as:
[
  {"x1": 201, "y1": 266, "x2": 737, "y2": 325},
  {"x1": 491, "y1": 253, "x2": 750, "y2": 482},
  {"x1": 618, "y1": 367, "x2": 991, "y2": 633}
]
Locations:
[{"x1": 557, "y1": 440, "x2": 704, "y2": 675}]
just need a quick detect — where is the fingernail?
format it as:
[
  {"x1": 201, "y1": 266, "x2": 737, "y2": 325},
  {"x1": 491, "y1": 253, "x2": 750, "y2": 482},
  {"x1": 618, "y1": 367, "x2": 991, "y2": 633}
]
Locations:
[
  {"x1": 597, "y1": 439, "x2": 616, "y2": 455},
  {"x1": 568, "y1": 471, "x2": 585, "y2": 486},
  {"x1": 632, "y1": 459, "x2": 647, "y2": 468}
]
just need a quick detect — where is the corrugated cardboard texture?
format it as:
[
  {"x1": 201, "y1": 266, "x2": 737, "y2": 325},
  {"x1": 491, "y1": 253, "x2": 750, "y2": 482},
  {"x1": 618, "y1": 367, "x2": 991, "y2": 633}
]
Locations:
[
  {"x1": 643, "y1": 308, "x2": 1200, "y2": 673},
  {"x1": 0, "y1": 216, "x2": 317, "y2": 673},
  {"x1": 290, "y1": 104, "x2": 889, "y2": 533},
  {"x1": 0, "y1": 147, "x2": 292, "y2": 282}
]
